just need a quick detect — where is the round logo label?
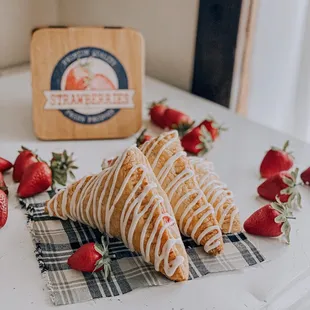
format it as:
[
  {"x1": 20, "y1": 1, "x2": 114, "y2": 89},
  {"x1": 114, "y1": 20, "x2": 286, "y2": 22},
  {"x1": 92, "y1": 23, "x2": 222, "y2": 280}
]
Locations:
[{"x1": 48, "y1": 47, "x2": 131, "y2": 124}]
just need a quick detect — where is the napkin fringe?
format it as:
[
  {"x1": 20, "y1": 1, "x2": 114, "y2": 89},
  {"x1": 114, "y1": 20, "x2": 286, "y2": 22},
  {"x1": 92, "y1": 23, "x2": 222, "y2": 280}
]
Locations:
[{"x1": 20, "y1": 199, "x2": 56, "y2": 304}]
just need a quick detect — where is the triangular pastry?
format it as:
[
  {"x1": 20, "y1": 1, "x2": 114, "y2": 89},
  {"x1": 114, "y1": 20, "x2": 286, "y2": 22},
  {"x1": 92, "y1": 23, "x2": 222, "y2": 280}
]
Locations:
[
  {"x1": 45, "y1": 146, "x2": 189, "y2": 282},
  {"x1": 140, "y1": 131, "x2": 223, "y2": 255},
  {"x1": 189, "y1": 157, "x2": 241, "y2": 233}
]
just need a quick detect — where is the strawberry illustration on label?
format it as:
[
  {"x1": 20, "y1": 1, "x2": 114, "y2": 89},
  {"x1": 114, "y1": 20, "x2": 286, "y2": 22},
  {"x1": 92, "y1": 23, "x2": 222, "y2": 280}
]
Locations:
[
  {"x1": 89, "y1": 73, "x2": 115, "y2": 90},
  {"x1": 44, "y1": 47, "x2": 135, "y2": 124},
  {"x1": 65, "y1": 65, "x2": 90, "y2": 90}
]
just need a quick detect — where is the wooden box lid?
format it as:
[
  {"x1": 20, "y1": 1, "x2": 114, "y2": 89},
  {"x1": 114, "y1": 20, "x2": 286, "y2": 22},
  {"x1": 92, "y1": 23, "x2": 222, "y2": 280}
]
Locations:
[{"x1": 31, "y1": 26, "x2": 144, "y2": 140}]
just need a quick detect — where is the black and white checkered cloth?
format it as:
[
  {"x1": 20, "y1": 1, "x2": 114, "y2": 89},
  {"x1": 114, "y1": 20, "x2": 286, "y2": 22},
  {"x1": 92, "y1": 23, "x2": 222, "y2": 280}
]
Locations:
[{"x1": 20, "y1": 191, "x2": 265, "y2": 306}]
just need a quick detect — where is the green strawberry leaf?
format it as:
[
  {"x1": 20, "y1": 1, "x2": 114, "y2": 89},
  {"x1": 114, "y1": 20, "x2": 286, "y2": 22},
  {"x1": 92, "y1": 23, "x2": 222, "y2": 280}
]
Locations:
[
  {"x1": 69, "y1": 170, "x2": 76, "y2": 180},
  {"x1": 219, "y1": 125, "x2": 229, "y2": 131},
  {"x1": 280, "y1": 188, "x2": 291, "y2": 195},
  {"x1": 287, "y1": 193, "x2": 295, "y2": 206},
  {"x1": 52, "y1": 152, "x2": 62, "y2": 161},
  {"x1": 205, "y1": 114, "x2": 215, "y2": 122},
  {"x1": 50, "y1": 150, "x2": 78, "y2": 189},
  {"x1": 283, "y1": 176, "x2": 294, "y2": 186},
  {"x1": 283, "y1": 205, "x2": 294, "y2": 218},
  {"x1": 172, "y1": 122, "x2": 195, "y2": 137},
  {"x1": 53, "y1": 174, "x2": 67, "y2": 186},
  {"x1": 291, "y1": 168, "x2": 299, "y2": 182},
  {"x1": 198, "y1": 125, "x2": 213, "y2": 157},
  {"x1": 275, "y1": 196, "x2": 283, "y2": 204},
  {"x1": 282, "y1": 140, "x2": 290, "y2": 152},
  {"x1": 275, "y1": 214, "x2": 286, "y2": 223},
  {"x1": 94, "y1": 243, "x2": 104, "y2": 255},
  {"x1": 197, "y1": 143, "x2": 204, "y2": 150},
  {"x1": 93, "y1": 235, "x2": 113, "y2": 279},
  {"x1": 104, "y1": 263, "x2": 112, "y2": 280},
  {"x1": 281, "y1": 220, "x2": 291, "y2": 244},
  {"x1": 288, "y1": 188, "x2": 295, "y2": 194},
  {"x1": 296, "y1": 192, "x2": 302, "y2": 208},
  {"x1": 271, "y1": 201, "x2": 285, "y2": 213}
]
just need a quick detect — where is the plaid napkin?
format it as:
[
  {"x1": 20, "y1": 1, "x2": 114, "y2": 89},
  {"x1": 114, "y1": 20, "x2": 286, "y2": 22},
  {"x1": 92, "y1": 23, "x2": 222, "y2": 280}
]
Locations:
[{"x1": 20, "y1": 191, "x2": 265, "y2": 306}]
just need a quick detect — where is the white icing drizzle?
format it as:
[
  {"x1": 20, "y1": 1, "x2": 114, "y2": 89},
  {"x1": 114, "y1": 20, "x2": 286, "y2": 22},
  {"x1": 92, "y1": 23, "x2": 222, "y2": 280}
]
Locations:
[
  {"x1": 189, "y1": 157, "x2": 239, "y2": 233},
  {"x1": 46, "y1": 145, "x2": 185, "y2": 277},
  {"x1": 142, "y1": 131, "x2": 222, "y2": 253},
  {"x1": 189, "y1": 156, "x2": 214, "y2": 171}
]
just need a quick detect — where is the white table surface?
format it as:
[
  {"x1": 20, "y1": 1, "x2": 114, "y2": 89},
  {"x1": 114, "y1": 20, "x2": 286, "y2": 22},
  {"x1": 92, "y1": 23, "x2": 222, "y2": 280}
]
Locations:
[{"x1": 1, "y1": 69, "x2": 310, "y2": 310}]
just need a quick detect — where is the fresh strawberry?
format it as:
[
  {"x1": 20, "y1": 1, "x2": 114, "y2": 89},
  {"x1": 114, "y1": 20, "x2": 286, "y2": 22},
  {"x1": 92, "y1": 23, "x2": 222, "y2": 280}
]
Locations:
[
  {"x1": 18, "y1": 150, "x2": 78, "y2": 198},
  {"x1": 0, "y1": 172, "x2": 8, "y2": 195},
  {"x1": 257, "y1": 168, "x2": 301, "y2": 207},
  {"x1": 181, "y1": 125, "x2": 213, "y2": 156},
  {"x1": 260, "y1": 141, "x2": 294, "y2": 178},
  {"x1": 244, "y1": 198, "x2": 294, "y2": 243},
  {"x1": 0, "y1": 157, "x2": 13, "y2": 173},
  {"x1": 301, "y1": 167, "x2": 310, "y2": 185},
  {"x1": 13, "y1": 147, "x2": 38, "y2": 182},
  {"x1": 17, "y1": 162, "x2": 52, "y2": 198},
  {"x1": 163, "y1": 108, "x2": 194, "y2": 134},
  {"x1": 198, "y1": 115, "x2": 227, "y2": 141},
  {"x1": 0, "y1": 189, "x2": 8, "y2": 228},
  {"x1": 68, "y1": 236, "x2": 112, "y2": 277},
  {"x1": 136, "y1": 129, "x2": 152, "y2": 147},
  {"x1": 149, "y1": 98, "x2": 168, "y2": 129}
]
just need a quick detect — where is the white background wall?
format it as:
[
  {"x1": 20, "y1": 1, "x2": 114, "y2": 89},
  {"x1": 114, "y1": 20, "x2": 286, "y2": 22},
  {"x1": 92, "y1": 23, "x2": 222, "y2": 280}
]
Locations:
[
  {"x1": 0, "y1": 0, "x2": 58, "y2": 68},
  {"x1": 247, "y1": 0, "x2": 308, "y2": 136},
  {"x1": 59, "y1": 0, "x2": 199, "y2": 91},
  {"x1": 0, "y1": 0, "x2": 198, "y2": 91}
]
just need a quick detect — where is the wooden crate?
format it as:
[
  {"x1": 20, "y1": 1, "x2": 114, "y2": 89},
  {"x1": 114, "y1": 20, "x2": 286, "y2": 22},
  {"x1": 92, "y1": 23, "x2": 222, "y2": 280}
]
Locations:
[{"x1": 31, "y1": 26, "x2": 144, "y2": 140}]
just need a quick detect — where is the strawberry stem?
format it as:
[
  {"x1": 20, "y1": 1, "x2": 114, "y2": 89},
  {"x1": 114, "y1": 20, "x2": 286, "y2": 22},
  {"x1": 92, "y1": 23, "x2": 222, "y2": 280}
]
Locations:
[
  {"x1": 282, "y1": 140, "x2": 290, "y2": 152},
  {"x1": 149, "y1": 98, "x2": 167, "y2": 110},
  {"x1": 20, "y1": 146, "x2": 30, "y2": 152},
  {"x1": 218, "y1": 124, "x2": 229, "y2": 132},
  {"x1": 156, "y1": 98, "x2": 167, "y2": 104},
  {"x1": 136, "y1": 128, "x2": 147, "y2": 147},
  {"x1": 19, "y1": 146, "x2": 40, "y2": 161},
  {"x1": 271, "y1": 140, "x2": 294, "y2": 158}
]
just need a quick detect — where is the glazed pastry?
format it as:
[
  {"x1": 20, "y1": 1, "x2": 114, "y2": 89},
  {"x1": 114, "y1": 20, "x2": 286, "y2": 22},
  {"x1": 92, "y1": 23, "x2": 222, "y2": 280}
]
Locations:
[
  {"x1": 189, "y1": 157, "x2": 241, "y2": 234},
  {"x1": 140, "y1": 130, "x2": 223, "y2": 255},
  {"x1": 45, "y1": 146, "x2": 189, "y2": 282}
]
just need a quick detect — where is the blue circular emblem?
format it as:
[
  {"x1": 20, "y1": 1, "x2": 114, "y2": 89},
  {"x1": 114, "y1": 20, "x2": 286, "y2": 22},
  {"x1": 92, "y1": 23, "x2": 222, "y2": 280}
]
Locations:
[{"x1": 50, "y1": 47, "x2": 128, "y2": 124}]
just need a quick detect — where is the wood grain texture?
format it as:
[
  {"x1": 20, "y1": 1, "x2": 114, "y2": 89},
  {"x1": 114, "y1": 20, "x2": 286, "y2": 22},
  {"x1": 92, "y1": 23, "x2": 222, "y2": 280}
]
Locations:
[
  {"x1": 235, "y1": 0, "x2": 258, "y2": 116},
  {"x1": 31, "y1": 27, "x2": 144, "y2": 140}
]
